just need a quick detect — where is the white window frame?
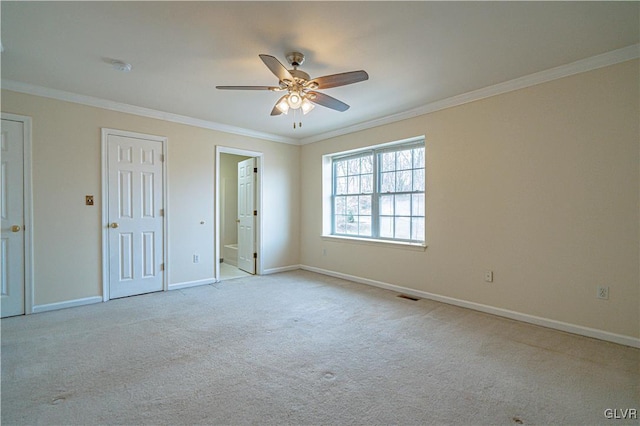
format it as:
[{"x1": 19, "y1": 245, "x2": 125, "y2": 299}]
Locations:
[{"x1": 322, "y1": 136, "x2": 427, "y2": 249}]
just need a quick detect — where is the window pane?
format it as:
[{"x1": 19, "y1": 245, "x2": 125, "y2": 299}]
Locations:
[
  {"x1": 381, "y1": 172, "x2": 395, "y2": 193},
  {"x1": 335, "y1": 196, "x2": 346, "y2": 215},
  {"x1": 336, "y1": 177, "x2": 347, "y2": 195},
  {"x1": 348, "y1": 176, "x2": 360, "y2": 194},
  {"x1": 346, "y1": 196, "x2": 358, "y2": 216},
  {"x1": 358, "y1": 216, "x2": 372, "y2": 236},
  {"x1": 395, "y1": 194, "x2": 411, "y2": 216},
  {"x1": 361, "y1": 155, "x2": 373, "y2": 173},
  {"x1": 348, "y1": 158, "x2": 360, "y2": 175},
  {"x1": 359, "y1": 195, "x2": 372, "y2": 215},
  {"x1": 412, "y1": 194, "x2": 424, "y2": 216},
  {"x1": 413, "y1": 169, "x2": 425, "y2": 191},
  {"x1": 411, "y1": 217, "x2": 424, "y2": 241},
  {"x1": 380, "y1": 195, "x2": 394, "y2": 215},
  {"x1": 395, "y1": 217, "x2": 411, "y2": 240},
  {"x1": 332, "y1": 139, "x2": 424, "y2": 242},
  {"x1": 381, "y1": 152, "x2": 396, "y2": 172},
  {"x1": 413, "y1": 147, "x2": 425, "y2": 168},
  {"x1": 346, "y1": 216, "x2": 359, "y2": 234},
  {"x1": 379, "y1": 216, "x2": 393, "y2": 238},
  {"x1": 397, "y1": 149, "x2": 412, "y2": 170},
  {"x1": 361, "y1": 174, "x2": 373, "y2": 193},
  {"x1": 396, "y1": 170, "x2": 412, "y2": 192}
]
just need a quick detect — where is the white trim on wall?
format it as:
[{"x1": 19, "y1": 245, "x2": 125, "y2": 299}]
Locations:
[
  {"x1": 298, "y1": 44, "x2": 640, "y2": 144},
  {"x1": 101, "y1": 128, "x2": 169, "y2": 301},
  {"x1": 1, "y1": 80, "x2": 298, "y2": 146},
  {"x1": 215, "y1": 146, "x2": 264, "y2": 282},
  {"x1": 263, "y1": 265, "x2": 301, "y2": 275},
  {"x1": 300, "y1": 265, "x2": 640, "y2": 349},
  {"x1": 168, "y1": 278, "x2": 216, "y2": 291},
  {"x1": 1, "y1": 112, "x2": 34, "y2": 315},
  {"x1": 32, "y1": 296, "x2": 102, "y2": 314},
  {"x1": 2, "y1": 44, "x2": 637, "y2": 147}
]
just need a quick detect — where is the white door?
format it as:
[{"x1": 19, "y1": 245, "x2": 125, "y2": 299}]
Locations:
[
  {"x1": 107, "y1": 133, "x2": 164, "y2": 299},
  {"x1": 1, "y1": 119, "x2": 25, "y2": 317},
  {"x1": 237, "y1": 158, "x2": 256, "y2": 274}
]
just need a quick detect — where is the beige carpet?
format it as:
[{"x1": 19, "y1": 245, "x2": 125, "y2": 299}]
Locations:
[{"x1": 1, "y1": 270, "x2": 638, "y2": 425}]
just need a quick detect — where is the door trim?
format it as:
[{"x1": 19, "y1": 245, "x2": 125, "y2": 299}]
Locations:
[
  {"x1": 101, "y1": 128, "x2": 168, "y2": 302},
  {"x1": 215, "y1": 146, "x2": 263, "y2": 281},
  {"x1": 1, "y1": 113, "x2": 34, "y2": 315}
]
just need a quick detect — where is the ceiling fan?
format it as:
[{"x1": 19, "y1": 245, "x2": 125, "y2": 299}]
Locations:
[{"x1": 216, "y1": 52, "x2": 369, "y2": 120}]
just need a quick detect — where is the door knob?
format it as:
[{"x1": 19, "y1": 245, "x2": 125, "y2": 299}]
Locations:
[
  {"x1": 11, "y1": 225, "x2": 21, "y2": 232},
  {"x1": 110, "y1": 223, "x2": 119, "y2": 229},
  {"x1": 236, "y1": 219, "x2": 240, "y2": 223}
]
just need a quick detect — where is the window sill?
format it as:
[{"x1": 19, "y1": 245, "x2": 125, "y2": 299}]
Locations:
[{"x1": 321, "y1": 235, "x2": 427, "y2": 251}]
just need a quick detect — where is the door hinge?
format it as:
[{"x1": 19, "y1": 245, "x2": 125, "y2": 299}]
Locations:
[
  {"x1": 160, "y1": 263, "x2": 165, "y2": 271},
  {"x1": 160, "y1": 208, "x2": 164, "y2": 216},
  {"x1": 254, "y1": 167, "x2": 257, "y2": 173},
  {"x1": 253, "y1": 253, "x2": 257, "y2": 259},
  {"x1": 253, "y1": 210, "x2": 257, "y2": 216},
  {"x1": 160, "y1": 154, "x2": 165, "y2": 162}
]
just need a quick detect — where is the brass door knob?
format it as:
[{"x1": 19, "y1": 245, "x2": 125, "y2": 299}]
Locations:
[
  {"x1": 236, "y1": 219, "x2": 240, "y2": 223},
  {"x1": 11, "y1": 225, "x2": 21, "y2": 232},
  {"x1": 110, "y1": 223, "x2": 119, "y2": 229}
]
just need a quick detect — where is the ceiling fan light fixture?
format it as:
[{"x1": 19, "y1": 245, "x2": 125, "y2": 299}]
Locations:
[
  {"x1": 276, "y1": 96, "x2": 290, "y2": 114},
  {"x1": 301, "y1": 97, "x2": 315, "y2": 115},
  {"x1": 287, "y1": 91, "x2": 302, "y2": 109}
]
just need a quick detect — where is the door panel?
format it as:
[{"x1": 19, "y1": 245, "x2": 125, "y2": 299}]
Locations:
[
  {"x1": 237, "y1": 158, "x2": 256, "y2": 274},
  {"x1": 1, "y1": 119, "x2": 25, "y2": 317},
  {"x1": 107, "y1": 134, "x2": 164, "y2": 299}
]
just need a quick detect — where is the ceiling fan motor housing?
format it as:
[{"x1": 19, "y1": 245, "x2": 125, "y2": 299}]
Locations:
[
  {"x1": 286, "y1": 51, "x2": 305, "y2": 67},
  {"x1": 290, "y1": 69, "x2": 310, "y2": 83}
]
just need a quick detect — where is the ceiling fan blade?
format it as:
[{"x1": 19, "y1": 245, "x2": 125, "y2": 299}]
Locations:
[
  {"x1": 259, "y1": 54, "x2": 294, "y2": 84},
  {"x1": 270, "y1": 95, "x2": 287, "y2": 116},
  {"x1": 216, "y1": 86, "x2": 279, "y2": 90},
  {"x1": 310, "y1": 70, "x2": 369, "y2": 89},
  {"x1": 307, "y1": 91, "x2": 350, "y2": 112}
]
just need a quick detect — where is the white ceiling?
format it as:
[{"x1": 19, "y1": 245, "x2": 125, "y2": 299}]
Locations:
[{"x1": 2, "y1": 1, "x2": 638, "y2": 143}]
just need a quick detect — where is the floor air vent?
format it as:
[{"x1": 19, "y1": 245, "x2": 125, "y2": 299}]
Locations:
[{"x1": 397, "y1": 294, "x2": 420, "y2": 301}]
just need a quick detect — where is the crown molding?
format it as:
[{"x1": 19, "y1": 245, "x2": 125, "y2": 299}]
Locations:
[
  {"x1": 299, "y1": 43, "x2": 640, "y2": 145},
  {"x1": 0, "y1": 80, "x2": 299, "y2": 145},
  {"x1": 2, "y1": 44, "x2": 638, "y2": 147}
]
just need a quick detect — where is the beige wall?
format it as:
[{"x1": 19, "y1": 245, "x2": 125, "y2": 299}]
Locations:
[
  {"x1": 2, "y1": 90, "x2": 301, "y2": 305},
  {"x1": 2, "y1": 59, "x2": 637, "y2": 341},
  {"x1": 300, "y1": 60, "x2": 639, "y2": 339}
]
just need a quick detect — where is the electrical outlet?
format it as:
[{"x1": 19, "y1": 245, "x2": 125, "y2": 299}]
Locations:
[
  {"x1": 484, "y1": 270, "x2": 493, "y2": 283},
  {"x1": 597, "y1": 286, "x2": 609, "y2": 300},
  {"x1": 193, "y1": 254, "x2": 199, "y2": 264}
]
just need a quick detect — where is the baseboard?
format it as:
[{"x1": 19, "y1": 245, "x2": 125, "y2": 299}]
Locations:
[
  {"x1": 300, "y1": 265, "x2": 640, "y2": 349},
  {"x1": 32, "y1": 296, "x2": 102, "y2": 314},
  {"x1": 168, "y1": 278, "x2": 216, "y2": 291},
  {"x1": 263, "y1": 264, "x2": 302, "y2": 275}
]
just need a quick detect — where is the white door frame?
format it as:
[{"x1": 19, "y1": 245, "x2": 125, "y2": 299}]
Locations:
[
  {"x1": 215, "y1": 146, "x2": 263, "y2": 281},
  {"x1": 1, "y1": 113, "x2": 34, "y2": 314},
  {"x1": 101, "y1": 128, "x2": 168, "y2": 301}
]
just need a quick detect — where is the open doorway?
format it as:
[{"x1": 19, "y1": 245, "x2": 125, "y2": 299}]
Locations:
[{"x1": 215, "y1": 147, "x2": 263, "y2": 281}]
